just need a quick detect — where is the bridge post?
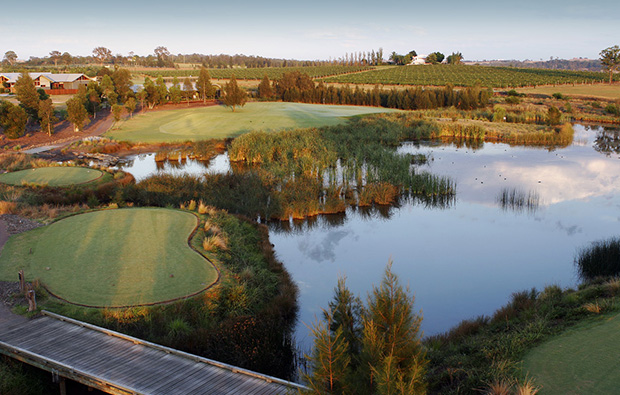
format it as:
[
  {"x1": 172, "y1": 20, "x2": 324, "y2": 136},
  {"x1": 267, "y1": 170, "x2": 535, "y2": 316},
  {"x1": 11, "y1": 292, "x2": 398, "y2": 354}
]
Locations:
[
  {"x1": 18, "y1": 270, "x2": 25, "y2": 294},
  {"x1": 59, "y1": 378, "x2": 67, "y2": 395}
]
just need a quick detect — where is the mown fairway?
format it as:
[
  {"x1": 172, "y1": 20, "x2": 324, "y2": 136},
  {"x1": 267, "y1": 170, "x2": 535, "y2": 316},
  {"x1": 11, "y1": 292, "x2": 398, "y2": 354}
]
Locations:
[
  {"x1": 0, "y1": 167, "x2": 104, "y2": 186},
  {"x1": 0, "y1": 208, "x2": 217, "y2": 307},
  {"x1": 522, "y1": 313, "x2": 620, "y2": 394},
  {"x1": 322, "y1": 64, "x2": 614, "y2": 87},
  {"x1": 106, "y1": 102, "x2": 396, "y2": 143}
]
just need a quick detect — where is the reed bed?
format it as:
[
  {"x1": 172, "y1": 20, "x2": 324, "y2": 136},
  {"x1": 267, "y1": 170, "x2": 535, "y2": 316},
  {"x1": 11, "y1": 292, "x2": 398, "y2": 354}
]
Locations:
[
  {"x1": 497, "y1": 188, "x2": 540, "y2": 214},
  {"x1": 575, "y1": 237, "x2": 620, "y2": 280}
]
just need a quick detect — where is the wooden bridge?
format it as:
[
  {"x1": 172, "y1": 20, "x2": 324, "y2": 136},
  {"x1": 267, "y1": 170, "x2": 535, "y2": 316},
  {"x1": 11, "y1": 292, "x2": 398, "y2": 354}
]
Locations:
[{"x1": 0, "y1": 310, "x2": 306, "y2": 394}]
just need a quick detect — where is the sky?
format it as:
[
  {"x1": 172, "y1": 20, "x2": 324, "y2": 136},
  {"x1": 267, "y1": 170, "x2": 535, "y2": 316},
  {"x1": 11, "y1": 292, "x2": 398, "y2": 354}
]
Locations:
[{"x1": 1, "y1": 0, "x2": 619, "y2": 62}]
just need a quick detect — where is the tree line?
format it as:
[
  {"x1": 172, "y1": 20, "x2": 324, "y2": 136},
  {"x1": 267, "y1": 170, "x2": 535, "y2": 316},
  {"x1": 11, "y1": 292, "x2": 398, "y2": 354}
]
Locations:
[{"x1": 259, "y1": 71, "x2": 491, "y2": 111}]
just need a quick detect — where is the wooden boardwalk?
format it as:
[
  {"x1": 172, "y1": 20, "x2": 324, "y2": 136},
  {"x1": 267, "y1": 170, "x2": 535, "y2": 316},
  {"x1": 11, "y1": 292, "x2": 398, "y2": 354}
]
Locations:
[{"x1": 0, "y1": 310, "x2": 306, "y2": 394}]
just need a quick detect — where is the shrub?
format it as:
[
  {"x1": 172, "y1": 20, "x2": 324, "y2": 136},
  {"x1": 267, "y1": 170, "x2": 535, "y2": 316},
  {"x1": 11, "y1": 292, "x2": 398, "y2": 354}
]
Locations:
[
  {"x1": 605, "y1": 104, "x2": 620, "y2": 116},
  {"x1": 575, "y1": 237, "x2": 620, "y2": 280},
  {"x1": 505, "y1": 96, "x2": 520, "y2": 104},
  {"x1": 0, "y1": 201, "x2": 17, "y2": 214},
  {"x1": 552, "y1": 92, "x2": 567, "y2": 100}
]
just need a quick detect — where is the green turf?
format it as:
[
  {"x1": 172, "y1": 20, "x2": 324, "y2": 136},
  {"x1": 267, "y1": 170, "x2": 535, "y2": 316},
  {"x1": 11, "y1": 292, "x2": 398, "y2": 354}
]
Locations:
[
  {"x1": 522, "y1": 313, "x2": 620, "y2": 394},
  {"x1": 105, "y1": 102, "x2": 396, "y2": 143},
  {"x1": 0, "y1": 208, "x2": 217, "y2": 307},
  {"x1": 0, "y1": 167, "x2": 104, "y2": 187}
]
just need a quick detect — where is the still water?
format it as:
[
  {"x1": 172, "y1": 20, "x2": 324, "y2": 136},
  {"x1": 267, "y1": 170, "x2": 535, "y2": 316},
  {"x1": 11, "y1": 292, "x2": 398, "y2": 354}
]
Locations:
[
  {"x1": 268, "y1": 124, "x2": 620, "y2": 347},
  {"x1": 118, "y1": 124, "x2": 620, "y2": 348}
]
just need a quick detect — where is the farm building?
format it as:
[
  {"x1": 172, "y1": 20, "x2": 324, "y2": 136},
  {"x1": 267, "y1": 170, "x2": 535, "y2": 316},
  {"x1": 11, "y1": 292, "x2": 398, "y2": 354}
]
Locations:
[
  {"x1": 0, "y1": 72, "x2": 95, "y2": 95},
  {"x1": 409, "y1": 56, "x2": 427, "y2": 65}
]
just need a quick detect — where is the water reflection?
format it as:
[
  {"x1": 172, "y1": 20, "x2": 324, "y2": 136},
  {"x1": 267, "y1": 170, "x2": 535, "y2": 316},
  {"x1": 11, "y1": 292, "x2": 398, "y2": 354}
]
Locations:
[
  {"x1": 268, "y1": 124, "x2": 620, "y2": 348},
  {"x1": 594, "y1": 127, "x2": 620, "y2": 156},
  {"x1": 497, "y1": 188, "x2": 540, "y2": 214},
  {"x1": 114, "y1": 153, "x2": 230, "y2": 182}
]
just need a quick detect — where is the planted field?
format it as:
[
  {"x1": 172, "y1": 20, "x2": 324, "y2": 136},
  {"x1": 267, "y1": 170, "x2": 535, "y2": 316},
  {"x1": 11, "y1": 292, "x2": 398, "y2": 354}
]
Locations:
[
  {"x1": 322, "y1": 64, "x2": 614, "y2": 87},
  {"x1": 0, "y1": 208, "x2": 217, "y2": 307},
  {"x1": 0, "y1": 167, "x2": 104, "y2": 186},
  {"x1": 106, "y1": 102, "x2": 396, "y2": 143},
  {"x1": 139, "y1": 65, "x2": 372, "y2": 80},
  {"x1": 522, "y1": 313, "x2": 620, "y2": 394}
]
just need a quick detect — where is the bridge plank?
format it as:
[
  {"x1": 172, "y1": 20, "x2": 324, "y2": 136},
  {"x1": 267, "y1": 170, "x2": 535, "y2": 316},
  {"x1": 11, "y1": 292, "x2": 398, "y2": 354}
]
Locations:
[{"x1": 0, "y1": 313, "x2": 304, "y2": 394}]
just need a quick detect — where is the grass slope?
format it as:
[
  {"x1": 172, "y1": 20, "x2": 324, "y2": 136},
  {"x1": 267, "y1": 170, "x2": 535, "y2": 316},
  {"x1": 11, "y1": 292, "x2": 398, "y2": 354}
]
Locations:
[
  {"x1": 0, "y1": 208, "x2": 217, "y2": 307},
  {"x1": 106, "y1": 102, "x2": 396, "y2": 143},
  {"x1": 0, "y1": 167, "x2": 104, "y2": 187},
  {"x1": 522, "y1": 313, "x2": 620, "y2": 394}
]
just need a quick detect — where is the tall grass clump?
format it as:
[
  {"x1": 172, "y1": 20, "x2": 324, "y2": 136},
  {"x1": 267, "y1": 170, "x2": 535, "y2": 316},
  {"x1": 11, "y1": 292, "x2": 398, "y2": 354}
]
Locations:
[{"x1": 575, "y1": 237, "x2": 620, "y2": 280}]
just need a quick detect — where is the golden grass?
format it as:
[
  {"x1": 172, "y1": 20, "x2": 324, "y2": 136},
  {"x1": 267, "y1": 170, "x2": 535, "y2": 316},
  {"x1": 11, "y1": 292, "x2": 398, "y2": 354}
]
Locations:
[{"x1": 0, "y1": 201, "x2": 17, "y2": 214}]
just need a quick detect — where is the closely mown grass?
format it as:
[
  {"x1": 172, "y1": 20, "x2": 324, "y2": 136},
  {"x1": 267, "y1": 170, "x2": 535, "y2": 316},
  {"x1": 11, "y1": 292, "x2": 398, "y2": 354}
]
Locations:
[
  {"x1": 575, "y1": 237, "x2": 620, "y2": 280},
  {"x1": 105, "y1": 102, "x2": 396, "y2": 143},
  {"x1": 0, "y1": 208, "x2": 218, "y2": 306},
  {"x1": 522, "y1": 311, "x2": 620, "y2": 394},
  {"x1": 0, "y1": 167, "x2": 105, "y2": 187},
  {"x1": 39, "y1": 209, "x2": 298, "y2": 379},
  {"x1": 425, "y1": 279, "x2": 620, "y2": 394}
]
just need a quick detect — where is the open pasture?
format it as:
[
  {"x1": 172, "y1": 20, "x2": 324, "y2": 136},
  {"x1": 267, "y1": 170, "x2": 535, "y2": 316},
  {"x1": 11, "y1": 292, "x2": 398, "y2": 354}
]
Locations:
[
  {"x1": 106, "y1": 102, "x2": 396, "y2": 143},
  {"x1": 0, "y1": 208, "x2": 218, "y2": 307},
  {"x1": 321, "y1": 64, "x2": 615, "y2": 87},
  {"x1": 515, "y1": 84, "x2": 620, "y2": 99},
  {"x1": 0, "y1": 167, "x2": 105, "y2": 187}
]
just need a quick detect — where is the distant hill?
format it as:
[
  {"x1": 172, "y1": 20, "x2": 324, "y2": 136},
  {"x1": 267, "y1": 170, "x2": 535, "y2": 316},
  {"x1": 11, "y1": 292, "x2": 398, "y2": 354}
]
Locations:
[{"x1": 464, "y1": 58, "x2": 602, "y2": 72}]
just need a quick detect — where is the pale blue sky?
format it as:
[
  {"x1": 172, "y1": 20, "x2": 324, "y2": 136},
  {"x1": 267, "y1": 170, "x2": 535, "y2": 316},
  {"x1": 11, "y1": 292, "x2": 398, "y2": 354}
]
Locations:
[{"x1": 1, "y1": 0, "x2": 618, "y2": 61}]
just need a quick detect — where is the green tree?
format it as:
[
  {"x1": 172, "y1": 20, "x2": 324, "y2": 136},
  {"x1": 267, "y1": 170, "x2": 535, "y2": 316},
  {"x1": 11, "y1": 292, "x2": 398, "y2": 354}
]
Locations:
[
  {"x1": 547, "y1": 106, "x2": 562, "y2": 126},
  {"x1": 111, "y1": 104, "x2": 124, "y2": 123},
  {"x1": 600, "y1": 45, "x2": 620, "y2": 84},
  {"x1": 14, "y1": 73, "x2": 40, "y2": 119},
  {"x1": 86, "y1": 81, "x2": 102, "y2": 118},
  {"x1": 49, "y1": 50, "x2": 61, "y2": 67},
  {"x1": 124, "y1": 97, "x2": 137, "y2": 118},
  {"x1": 446, "y1": 52, "x2": 463, "y2": 65},
  {"x1": 100, "y1": 75, "x2": 117, "y2": 107},
  {"x1": 38, "y1": 98, "x2": 57, "y2": 136},
  {"x1": 223, "y1": 75, "x2": 247, "y2": 112},
  {"x1": 169, "y1": 77, "x2": 182, "y2": 104},
  {"x1": 111, "y1": 68, "x2": 132, "y2": 103},
  {"x1": 183, "y1": 77, "x2": 194, "y2": 105},
  {"x1": 426, "y1": 52, "x2": 445, "y2": 64},
  {"x1": 3, "y1": 51, "x2": 17, "y2": 66},
  {"x1": 66, "y1": 96, "x2": 88, "y2": 132},
  {"x1": 360, "y1": 262, "x2": 426, "y2": 395},
  {"x1": 303, "y1": 315, "x2": 351, "y2": 395},
  {"x1": 156, "y1": 76, "x2": 168, "y2": 105},
  {"x1": 61, "y1": 52, "x2": 73, "y2": 66},
  {"x1": 326, "y1": 277, "x2": 364, "y2": 360},
  {"x1": 258, "y1": 75, "x2": 274, "y2": 100},
  {"x1": 196, "y1": 67, "x2": 215, "y2": 103},
  {"x1": 0, "y1": 102, "x2": 27, "y2": 139},
  {"x1": 92, "y1": 46, "x2": 112, "y2": 65}
]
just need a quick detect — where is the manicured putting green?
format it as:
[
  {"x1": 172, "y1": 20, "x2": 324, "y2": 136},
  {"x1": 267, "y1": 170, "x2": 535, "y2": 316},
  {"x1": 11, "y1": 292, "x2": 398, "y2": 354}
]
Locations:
[
  {"x1": 0, "y1": 208, "x2": 217, "y2": 307},
  {"x1": 522, "y1": 313, "x2": 620, "y2": 394},
  {"x1": 0, "y1": 167, "x2": 103, "y2": 187},
  {"x1": 106, "y1": 102, "x2": 396, "y2": 142}
]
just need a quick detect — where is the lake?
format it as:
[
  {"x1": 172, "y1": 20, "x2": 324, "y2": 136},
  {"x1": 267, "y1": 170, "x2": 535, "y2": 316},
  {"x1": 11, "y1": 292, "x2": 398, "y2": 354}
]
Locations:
[{"x1": 117, "y1": 124, "x2": 620, "y2": 349}]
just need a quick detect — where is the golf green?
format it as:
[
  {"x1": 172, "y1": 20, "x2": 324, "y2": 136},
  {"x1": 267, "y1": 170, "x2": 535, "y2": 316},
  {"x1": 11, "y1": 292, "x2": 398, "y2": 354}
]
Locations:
[
  {"x1": 0, "y1": 208, "x2": 218, "y2": 307},
  {"x1": 522, "y1": 313, "x2": 620, "y2": 394},
  {"x1": 0, "y1": 167, "x2": 104, "y2": 187},
  {"x1": 105, "y1": 102, "x2": 396, "y2": 142}
]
